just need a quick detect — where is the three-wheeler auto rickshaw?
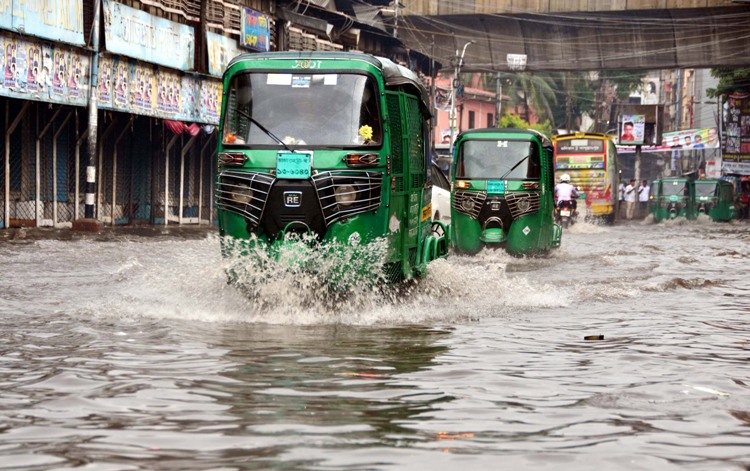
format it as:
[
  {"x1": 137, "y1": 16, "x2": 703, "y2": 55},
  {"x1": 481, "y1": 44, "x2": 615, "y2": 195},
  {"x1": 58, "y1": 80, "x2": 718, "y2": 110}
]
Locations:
[
  {"x1": 649, "y1": 178, "x2": 695, "y2": 222},
  {"x1": 449, "y1": 128, "x2": 561, "y2": 255},
  {"x1": 215, "y1": 52, "x2": 448, "y2": 284},
  {"x1": 694, "y1": 179, "x2": 736, "y2": 222}
]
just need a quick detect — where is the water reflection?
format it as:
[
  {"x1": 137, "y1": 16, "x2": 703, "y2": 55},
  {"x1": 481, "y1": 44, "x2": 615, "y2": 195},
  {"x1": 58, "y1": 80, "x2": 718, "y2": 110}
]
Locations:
[{"x1": 1, "y1": 221, "x2": 750, "y2": 469}]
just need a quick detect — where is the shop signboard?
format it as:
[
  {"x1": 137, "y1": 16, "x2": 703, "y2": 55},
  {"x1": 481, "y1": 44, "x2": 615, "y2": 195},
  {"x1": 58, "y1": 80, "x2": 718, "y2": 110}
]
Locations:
[
  {"x1": 102, "y1": 0, "x2": 195, "y2": 71},
  {"x1": 0, "y1": 0, "x2": 84, "y2": 46}
]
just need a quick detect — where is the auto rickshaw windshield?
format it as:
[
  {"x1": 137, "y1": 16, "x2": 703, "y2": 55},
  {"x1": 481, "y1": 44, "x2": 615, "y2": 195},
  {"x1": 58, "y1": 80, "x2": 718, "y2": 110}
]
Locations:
[
  {"x1": 662, "y1": 181, "x2": 688, "y2": 196},
  {"x1": 695, "y1": 182, "x2": 717, "y2": 197},
  {"x1": 456, "y1": 139, "x2": 540, "y2": 180},
  {"x1": 222, "y1": 72, "x2": 382, "y2": 148}
]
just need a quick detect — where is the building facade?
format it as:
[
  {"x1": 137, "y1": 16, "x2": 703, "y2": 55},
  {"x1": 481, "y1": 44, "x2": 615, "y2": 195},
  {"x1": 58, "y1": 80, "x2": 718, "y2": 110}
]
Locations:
[{"x1": 1, "y1": 0, "x2": 425, "y2": 231}]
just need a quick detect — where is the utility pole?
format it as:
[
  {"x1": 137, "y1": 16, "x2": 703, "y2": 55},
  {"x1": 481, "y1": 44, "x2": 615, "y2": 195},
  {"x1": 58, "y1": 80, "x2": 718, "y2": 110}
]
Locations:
[
  {"x1": 393, "y1": 0, "x2": 399, "y2": 38},
  {"x1": 495, "y1": 72, "x2": 501, "y2": 127},
  {"x1": 449, "y1": 40, "x2": 475, "y2": 154},
  {"x1": 82, "y1": 0, "x2": 102, "y2": 228}
]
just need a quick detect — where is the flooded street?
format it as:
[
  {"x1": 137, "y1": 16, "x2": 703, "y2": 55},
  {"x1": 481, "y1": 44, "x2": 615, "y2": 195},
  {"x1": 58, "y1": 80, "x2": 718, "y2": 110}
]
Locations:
[{"x1": 1, "y1": 220, "x2": 749, "y2": 470}]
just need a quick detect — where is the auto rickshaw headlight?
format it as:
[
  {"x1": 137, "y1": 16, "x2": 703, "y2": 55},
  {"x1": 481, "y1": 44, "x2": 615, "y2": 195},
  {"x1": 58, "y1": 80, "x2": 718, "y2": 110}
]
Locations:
[
  {"x1": 335, "y1": 184, "x2": 357, "y2": 207},
  {"x1": 230, "y1": 183, "x2": 253, "y2": 204},
  {"x1": 517, "y1": 197, "x2": 530, "y2": 212}
]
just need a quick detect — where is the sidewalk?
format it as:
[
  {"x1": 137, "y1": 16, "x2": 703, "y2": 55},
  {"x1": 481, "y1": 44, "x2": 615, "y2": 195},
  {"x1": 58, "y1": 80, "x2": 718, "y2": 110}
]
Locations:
[{"x1": 0, "y1": 224, "x2": 218, "y2": 242}]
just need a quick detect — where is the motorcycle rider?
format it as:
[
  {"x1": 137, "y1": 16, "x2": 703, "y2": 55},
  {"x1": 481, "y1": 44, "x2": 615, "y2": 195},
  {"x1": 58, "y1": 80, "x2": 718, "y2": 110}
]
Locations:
[{"x1": 554, "y1": 173, "x2": 579, "y2": 214}]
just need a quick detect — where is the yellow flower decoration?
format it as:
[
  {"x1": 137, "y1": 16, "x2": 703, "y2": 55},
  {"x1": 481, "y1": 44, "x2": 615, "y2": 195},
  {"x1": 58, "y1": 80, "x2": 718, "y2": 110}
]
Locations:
[{"x1": 359, "y1": 125, "x2": 373, "y2": 142}]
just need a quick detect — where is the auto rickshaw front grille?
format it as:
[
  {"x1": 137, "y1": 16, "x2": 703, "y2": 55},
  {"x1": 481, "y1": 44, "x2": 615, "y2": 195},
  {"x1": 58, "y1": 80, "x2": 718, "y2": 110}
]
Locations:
[
  {"x1": 453, "y1": 191, "x2": 486, "y2": 219},
  {"x1": 216, "y1": 170, "x2": 274, "y2": 225},
  {"x1": 312, "y1": 170, "x2": 383, "y2": 225},
  {"x1": 505, "y1": 192, "x2": 541, "y2": 219}
]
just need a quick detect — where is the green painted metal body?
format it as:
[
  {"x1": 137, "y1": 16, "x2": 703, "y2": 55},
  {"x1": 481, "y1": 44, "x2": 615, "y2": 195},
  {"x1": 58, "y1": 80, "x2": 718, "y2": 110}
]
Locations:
[
  {"x1": 694, "y1": 179, "x2": 737, "y2": 222},
  {"x1": 215, "y1": 52, "x2": 448, "y2": 283},
  {"x1": 649, "y1": 178, "x2": 695, "y2": 222},
  {"x1": 449, "y1": 128, "x2": 561, "y2": 255}
]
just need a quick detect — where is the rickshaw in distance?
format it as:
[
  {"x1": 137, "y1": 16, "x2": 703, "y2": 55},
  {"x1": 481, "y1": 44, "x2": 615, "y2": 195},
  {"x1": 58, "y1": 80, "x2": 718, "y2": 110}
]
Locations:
[
  {"x1": 215, "y1": 51, "x2": 449, "y2": 285},
  {"x1": 694, "y1": 179, "x2": 736, "y2": 222},
  {"x1": 649, "y1": 178, "x2": 695, "y2": 222},
  {"x1": 449, "y1": 128, "x2": 561, "y2": 255}
]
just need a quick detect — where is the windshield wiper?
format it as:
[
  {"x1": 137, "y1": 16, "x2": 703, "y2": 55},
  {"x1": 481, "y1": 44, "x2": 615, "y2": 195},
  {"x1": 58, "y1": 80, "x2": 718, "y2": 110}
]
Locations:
[
  {"x1": 235, "y1": 108, "x2": 294, "y2": 152},
  {"x1": 499, "y1": 155, "x2": 529, "y2": 180}
]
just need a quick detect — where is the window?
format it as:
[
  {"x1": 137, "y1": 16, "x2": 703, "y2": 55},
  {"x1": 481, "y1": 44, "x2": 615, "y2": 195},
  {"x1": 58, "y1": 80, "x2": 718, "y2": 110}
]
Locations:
[
  {"x1": 487, "y1": 113, "x2": 494, "y2": 127},
  {"x1": 468, "y1": 111, "x2": 475, "y2": 129},
  {"x1": 222, "y1": 72, "x2": 382, "y2": 148},
  {"x1": 456, "y1": 139, "x2": 540, "y2": 180}
]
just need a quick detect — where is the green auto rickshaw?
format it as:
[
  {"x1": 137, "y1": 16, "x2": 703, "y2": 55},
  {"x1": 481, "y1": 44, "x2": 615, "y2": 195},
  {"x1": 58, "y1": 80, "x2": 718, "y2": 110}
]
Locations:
[
  {"x1": 694, "y1": 179, "x2": 736, "y2": 222},
  {"x1": 650, "y1": 178, "x2": 695, "y2": 222},
  {"x1": 450, "y1": 128, "x2": 561, "y2": 255},
  {"x1": 215, "y1": 52, "x2": 448, "y2": 285}
]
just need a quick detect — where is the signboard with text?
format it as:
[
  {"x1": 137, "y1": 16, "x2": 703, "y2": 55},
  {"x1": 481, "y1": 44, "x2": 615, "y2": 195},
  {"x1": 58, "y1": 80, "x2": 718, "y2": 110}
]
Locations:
[
  {"x1": 102, "y1": 0, "x2": 195, "y2": 71},
  {"x1": 0, "y1": 0, "x2": 84, "y2": 46},
  {"x1": 240, "y1": 8, "x2": 270, "y2": 52}
]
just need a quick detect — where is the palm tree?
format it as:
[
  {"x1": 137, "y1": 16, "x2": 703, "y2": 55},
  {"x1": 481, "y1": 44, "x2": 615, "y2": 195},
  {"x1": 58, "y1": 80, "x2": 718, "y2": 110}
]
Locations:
[{"x1": 509, "y1": 73, "x2": 558, "y2": 127}]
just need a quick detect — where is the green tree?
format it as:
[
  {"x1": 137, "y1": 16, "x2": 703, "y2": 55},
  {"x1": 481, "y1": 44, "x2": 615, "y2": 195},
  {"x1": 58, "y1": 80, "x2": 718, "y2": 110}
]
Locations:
[
  {"x1": 498, "y1": 112, "x2": 553, "y2": 138},
  {"x1": 707, "y1": 68, "x2": 750, "y2": 97}
]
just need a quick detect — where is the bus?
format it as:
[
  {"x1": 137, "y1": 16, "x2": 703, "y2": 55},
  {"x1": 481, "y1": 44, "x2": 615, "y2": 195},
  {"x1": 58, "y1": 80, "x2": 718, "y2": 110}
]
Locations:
[{"x1": 552, "y1": 132, "x2": 619, "y2": 223}]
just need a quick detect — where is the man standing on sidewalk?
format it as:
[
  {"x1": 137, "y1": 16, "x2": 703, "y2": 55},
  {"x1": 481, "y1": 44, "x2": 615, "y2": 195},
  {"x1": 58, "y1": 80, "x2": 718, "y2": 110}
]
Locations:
[
  {"x1": 637, "y1": 179, "x2": 650, "y2": 218},
  {"x1": 624, "y1": 179, "x2": 637, "y2": 220}
]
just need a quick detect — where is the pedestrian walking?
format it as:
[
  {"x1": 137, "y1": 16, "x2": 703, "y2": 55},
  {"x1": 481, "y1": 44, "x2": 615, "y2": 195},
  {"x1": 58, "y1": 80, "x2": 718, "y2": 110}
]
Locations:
[
  {"x1": 637, "y1": 179, "x2": 650, "y2": 218},
  {"x1": 624, "y1": 179, "x2": 636, "y2": 220}
]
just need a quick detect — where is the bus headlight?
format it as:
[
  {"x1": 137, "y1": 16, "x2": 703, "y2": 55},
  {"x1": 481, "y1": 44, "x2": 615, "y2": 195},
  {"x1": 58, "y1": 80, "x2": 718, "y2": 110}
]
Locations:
[
  {"x1": 335, "y1": 185, "x2": 357, "y2": 207},
  {"x1": 231, "y1": 183, "x2": 253, "y2": 204}
]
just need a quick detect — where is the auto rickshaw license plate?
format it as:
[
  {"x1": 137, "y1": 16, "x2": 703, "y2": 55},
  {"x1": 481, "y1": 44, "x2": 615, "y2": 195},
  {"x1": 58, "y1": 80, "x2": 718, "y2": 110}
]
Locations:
[
  {"x1": 276, "y1": 152, "x2": 312, "y2": 179},
  {"x1": 487, "y1": 180, "x2": 505, "y2": 194}
]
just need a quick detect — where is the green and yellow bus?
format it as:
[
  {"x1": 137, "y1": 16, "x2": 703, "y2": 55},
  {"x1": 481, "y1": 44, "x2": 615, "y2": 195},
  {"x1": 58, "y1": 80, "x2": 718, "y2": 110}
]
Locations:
[{"x1": 552, "y1": 132, "x2": 619, "y2": 223}]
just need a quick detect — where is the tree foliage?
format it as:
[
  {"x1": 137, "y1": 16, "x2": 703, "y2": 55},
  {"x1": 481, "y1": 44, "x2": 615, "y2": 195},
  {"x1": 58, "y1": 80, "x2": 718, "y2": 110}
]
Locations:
[
  {"x1": 707, "y1": 68, "x2": 750, "y2": 97},
  {"x1": 498, "y1": 112, "x2": 553, "y2": 138}
]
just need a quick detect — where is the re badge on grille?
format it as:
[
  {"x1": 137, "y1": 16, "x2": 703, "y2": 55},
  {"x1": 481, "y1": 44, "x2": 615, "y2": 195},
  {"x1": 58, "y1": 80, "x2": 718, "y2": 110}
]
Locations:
[{"x1": 284, "y1": 191, "x2": 302, "y2": 207}]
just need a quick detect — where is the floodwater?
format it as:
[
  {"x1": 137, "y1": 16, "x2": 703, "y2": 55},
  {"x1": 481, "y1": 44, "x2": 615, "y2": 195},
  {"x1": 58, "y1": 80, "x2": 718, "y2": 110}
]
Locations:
[{"x1": 1, "y1": 218, "x2": 749, "y2": 470}]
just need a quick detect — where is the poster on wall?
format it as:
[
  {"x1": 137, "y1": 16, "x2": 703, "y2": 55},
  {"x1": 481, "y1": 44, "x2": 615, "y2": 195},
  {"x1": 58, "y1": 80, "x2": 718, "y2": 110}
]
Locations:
[
  {"x1": 723, "y1": 93, "x2": 750, "y2": 175},
  {"x1": 97, "y1": 53, "x2": 221, "y2": 124},
  {"x1": 0, "y1": 31, "x2": 89, "y2": 106}
]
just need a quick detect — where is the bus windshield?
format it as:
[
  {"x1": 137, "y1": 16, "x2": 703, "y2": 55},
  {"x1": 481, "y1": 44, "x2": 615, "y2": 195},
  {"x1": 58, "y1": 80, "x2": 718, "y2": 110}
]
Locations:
[
  {"x1": 456, "y1": 140, "x2": 540, "y2": 180},
  {"x1": 554, "y1": 138, "x2": 606, "y2": 170},
  {"x1": 222, "y1": 72, "x2": 382, "y2": 148}
]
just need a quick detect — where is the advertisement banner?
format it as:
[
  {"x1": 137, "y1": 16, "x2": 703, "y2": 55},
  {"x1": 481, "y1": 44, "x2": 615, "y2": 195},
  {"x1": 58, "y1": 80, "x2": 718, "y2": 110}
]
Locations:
[
  {"x1": 0, "y1": 31, "x2": 89, "y2": 106},
  {"x1": 0, "y1": 0, "x2": 84, "y2": 46},
  {"x1": 620, "y1": 114, "x2": 645, "y2": 145},
  {"x1": 662, "y1": 128, "x2": 719, "y2": 149},
  {"x1": 102, "y1": 0, "x2": 195, "y2": 71},
  {"x1": 722, "y1": 94, "x2": 750, "y2": 175},
  {"x1": 207, "y1": 32, "x2": 244, "y2": 77},
  {"x1": 240, "y1": 8, "x2": 271, "y2": 52},
  {"x1": 97, "y1": 53, "x2": 221, "y2": 124}
]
